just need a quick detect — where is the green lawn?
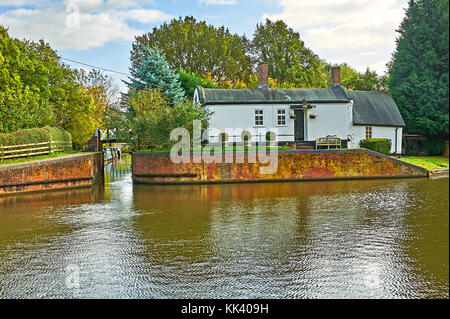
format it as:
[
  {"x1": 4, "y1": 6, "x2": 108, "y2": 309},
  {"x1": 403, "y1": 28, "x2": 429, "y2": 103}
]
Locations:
[
  {"x1": 398, "y1": 156, "x2": 449, "y2": 170},
  {"x1": 0, "y1": 151, "x2": 78, "y2": 166}
]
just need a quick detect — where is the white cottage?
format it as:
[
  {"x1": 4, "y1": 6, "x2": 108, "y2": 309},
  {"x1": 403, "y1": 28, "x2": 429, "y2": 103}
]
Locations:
[{"x1": 193, "y1": 63, "x2": 405, "y2": 154}]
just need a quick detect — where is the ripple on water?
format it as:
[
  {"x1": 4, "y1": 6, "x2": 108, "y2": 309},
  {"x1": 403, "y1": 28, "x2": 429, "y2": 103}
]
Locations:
[{"x1": 0, "y1": 160, "x2": 448, "y2": 298}]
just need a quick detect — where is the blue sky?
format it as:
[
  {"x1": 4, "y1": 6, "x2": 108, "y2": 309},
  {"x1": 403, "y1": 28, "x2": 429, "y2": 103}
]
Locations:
[{"x1": 0, "y1": 0, "x2": 408, "y2": 92}]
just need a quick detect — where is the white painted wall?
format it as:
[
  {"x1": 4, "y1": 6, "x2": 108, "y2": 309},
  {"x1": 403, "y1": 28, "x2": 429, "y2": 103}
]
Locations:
[
  {"x1": 351, "y1": 125, "x2": 403, "y2": 154},
  {"x1": 205, "y1": 102, "x2": 352, "y2": 143},
  {"x1": 206, "y1": 103, "x2": 294, "y2": 143},
  {"x1": 305, "y1": 103, "x2": 351, "y2": 141},
  {"x1": 203, "y1": 99, "x2": 403, "y2": 154}
]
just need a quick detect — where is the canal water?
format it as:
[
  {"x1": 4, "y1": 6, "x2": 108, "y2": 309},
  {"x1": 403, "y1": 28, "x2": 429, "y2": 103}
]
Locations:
[{"x1": 0, "y1": 155, "x2": 448, "y2": 298}]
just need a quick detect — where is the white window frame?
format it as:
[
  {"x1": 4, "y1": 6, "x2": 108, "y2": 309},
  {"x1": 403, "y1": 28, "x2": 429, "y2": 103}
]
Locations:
[
  {"x1": 254, "y1": 109, "x2": 264, "y2": 127},
  {"x1": 276, "y1": 108, "x2": 287, "y2": 126}
]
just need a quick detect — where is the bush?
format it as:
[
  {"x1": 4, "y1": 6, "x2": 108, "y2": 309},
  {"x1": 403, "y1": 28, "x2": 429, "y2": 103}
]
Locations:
[
  {"x1": 424, "y1": 139, "x2": 446, "y2": 156},
  {"x1": 125, "y1": 87, "x2": 210, "y2": 151},
  {"x1": 360, "y1": 138, "x2": 392, "y2": 155},
  {"x1": 42, "y1": 126, "x2": 72, "y2": 150},
  {"x1": 0, "y1": 127, "x2": 72, "y2": 150},
  {"x1": 0, "y1": 128, "x2": 49, "y2": 147}
]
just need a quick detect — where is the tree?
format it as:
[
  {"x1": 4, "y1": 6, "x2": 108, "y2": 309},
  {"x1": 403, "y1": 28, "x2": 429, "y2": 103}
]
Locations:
[
  {"x1": 74, "y1": 69, "x2": 119, "y2": 133},
  {"x1": 131, "y1": 16, "x2": 252, "y2": 85},
  {"x1": 75, "y1": 69, "x2": 120, "y2": 106},
  {"x1": 389, "y1": 0, "x2": 449, "y2": 139},
  {"x1": 246, "y1": 74, "x2": 296, "y2": 89},
  {"x1": 251, "y1": 19, "x2": 328, "y2": 88},
  {"x1": 62, "y1": 85, "x2": 96, "y2": 149},
  {"x1": 123, "y1": 87, "x2": 210, "y2": 150},
  {"x1": 126, "y1": 45, "x2": 185, "y2": 105},
  {"x1": 338, "y1": 63, "x2": 387, "y2": 91},
  {"x1": 127, "y1": 87, "x2": 171, "y2": 149},
  {"x1": 0, "y1": 27, "x2": 117, "y2": 149},
  {"x1": 0, "y1": 27, "x2": 52, "y2": 133},
  {"x1": 25, "y1": 40, "x2": 98, "y2": 149},
  {"x1": 177, "y1": 70, "x2": 219, "y2": 98}
]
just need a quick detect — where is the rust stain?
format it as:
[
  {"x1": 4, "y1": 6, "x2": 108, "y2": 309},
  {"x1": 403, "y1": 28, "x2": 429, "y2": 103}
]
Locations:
[
  {"x1": 0, "y1": 153, "x2": 103, "y2": 195},
  {"x1": 132, "y1": 151, "x2": 426, "y2": 184}
]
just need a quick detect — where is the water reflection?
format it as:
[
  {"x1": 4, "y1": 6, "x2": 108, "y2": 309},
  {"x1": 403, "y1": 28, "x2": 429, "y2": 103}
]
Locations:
[{"x1": 0, "y1": 155, "x2": 448, "y2": 298}]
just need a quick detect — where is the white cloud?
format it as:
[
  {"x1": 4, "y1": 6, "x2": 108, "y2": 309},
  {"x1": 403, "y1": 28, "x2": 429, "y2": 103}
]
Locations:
[
  {"x1": 118, "y1": 9, "x2": 172, "y2": 24},
  {"x1": 63, "y1": 0, "x2": 104, "y2": 12},
  {"x1": 105, "y1": 0, "x2": 152, "y2": 9},
  {"x1": 263, "y1": 0, "x2": 409, "y2": 73},
  {"x1": 0, "y1": 0, "x2": 170, "y2": 50},
  {"x1": 63, "y1": 0, "x2": 156, "y2": 11},
  {"x1": 199, "y1": 0, "x2": 236, "y2": 5},
  {"x1": 0, "y1": 0, "x2": 40, "y2": 6}
]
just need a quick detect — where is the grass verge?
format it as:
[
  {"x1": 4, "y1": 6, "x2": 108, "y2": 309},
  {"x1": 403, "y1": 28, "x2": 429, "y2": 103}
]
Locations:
[
  {"x1": 0, "y1": 151, "x2": 78, "y2": 166},
  {"x1": 398, "y1": 156, "x2": 449, "y2": 170}
]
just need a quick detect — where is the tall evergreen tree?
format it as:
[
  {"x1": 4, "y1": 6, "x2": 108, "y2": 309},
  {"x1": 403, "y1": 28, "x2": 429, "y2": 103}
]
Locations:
[
  {"x1": 389, "y1": 0, "x2": 449, "y2": 138},
  {"x1": 126, "y1": 45, "x2": 185, "y2": 105}
]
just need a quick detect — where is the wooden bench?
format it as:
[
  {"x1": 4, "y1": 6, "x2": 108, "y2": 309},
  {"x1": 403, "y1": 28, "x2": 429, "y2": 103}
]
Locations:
[{"x1": 315, "y1": 136, "x2": 342, "y2": 149}]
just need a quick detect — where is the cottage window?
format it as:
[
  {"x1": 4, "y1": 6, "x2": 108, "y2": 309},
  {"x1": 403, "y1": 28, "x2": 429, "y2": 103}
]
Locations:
[
  {"x1": 255, "y1": 110, "x2": 264, "y2": 126},
  {"x1": 277, "y1": 109, "x2": 286, "y2": 126},
  {"x1": 365, "y1": 126, "x2": 372, "y2": 139}
]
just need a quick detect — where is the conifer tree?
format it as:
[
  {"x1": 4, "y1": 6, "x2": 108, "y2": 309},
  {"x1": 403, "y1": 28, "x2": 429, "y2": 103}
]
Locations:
[
  {"x1": 126, "y1": 45, "x2": 185, "y2": 105},
  {"x1": 389, "y1": 0, "x2": 449, "y2": 138}
]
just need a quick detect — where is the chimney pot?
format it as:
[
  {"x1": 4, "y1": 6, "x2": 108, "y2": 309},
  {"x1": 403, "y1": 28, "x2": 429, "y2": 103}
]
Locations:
[
  {"x1": 331, "y1": 66, "x2": 340, "y2": 86},
  {"x1": 257, "y1": 62, "x2": 269, "y2": 89}
]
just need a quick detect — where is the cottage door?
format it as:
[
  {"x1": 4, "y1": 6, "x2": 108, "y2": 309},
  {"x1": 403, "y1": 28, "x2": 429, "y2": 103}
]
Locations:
[{"x1": 294, "y1": 110, "x2": 305, "y2": 141}]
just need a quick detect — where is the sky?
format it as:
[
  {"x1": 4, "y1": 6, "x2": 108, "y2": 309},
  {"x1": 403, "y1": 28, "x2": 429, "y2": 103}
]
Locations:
[{"x1": 0, "y1": 0, "x2": 409, "y2": 92}]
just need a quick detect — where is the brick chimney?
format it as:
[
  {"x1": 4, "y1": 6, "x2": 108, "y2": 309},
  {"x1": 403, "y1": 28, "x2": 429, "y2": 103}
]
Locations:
[
  {"x1": 257, "y1": 62, "x2": 269, "y2": 89},
  {"x1": 331, "y1": 66, "x2": 340, "y2": 86}
]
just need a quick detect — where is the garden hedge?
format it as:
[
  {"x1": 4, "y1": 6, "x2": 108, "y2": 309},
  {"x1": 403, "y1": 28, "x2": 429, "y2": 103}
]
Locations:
[
  {"x1": 423, "y1": 139, "x2": 446, "y2": 156},
  {"x1": 42, "y1": 126, "x2": 72, "y2": 150},
  {"x1": 360, "y1": 138, "x2": 392, "y2": 155},
  {"x1": 0, "y1": 127, "x2": 72, "y2": 150}
]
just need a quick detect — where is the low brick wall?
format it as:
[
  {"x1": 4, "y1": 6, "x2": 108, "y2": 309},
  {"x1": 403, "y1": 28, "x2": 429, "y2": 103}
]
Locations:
[
  {"x1": 0, "y1": 152, "x2": 103, "y2": 195},
  {"x1": 132, "y1": 149, "x2": 427, "y2": 185}
]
